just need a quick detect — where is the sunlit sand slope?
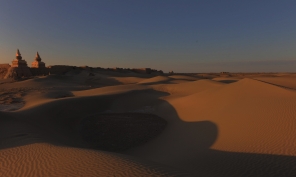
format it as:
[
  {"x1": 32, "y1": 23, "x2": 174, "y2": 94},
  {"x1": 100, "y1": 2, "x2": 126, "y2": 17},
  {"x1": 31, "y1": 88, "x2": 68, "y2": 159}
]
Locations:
[
  {"x1": 254, "y1": 75, "x2": 296, "y2": 89},
  {"x1": 138, "y1": 76, "x2": 171, "y2": 84},
  {"x1": 153, "y1": 79, "x2": 224, "y2": 96},
  {"x1": 126, "y1": 78, "x2": 296, "y2": 176},
  {"x1": 171, "y1": 78, "x2": 296, "y2": 155}
]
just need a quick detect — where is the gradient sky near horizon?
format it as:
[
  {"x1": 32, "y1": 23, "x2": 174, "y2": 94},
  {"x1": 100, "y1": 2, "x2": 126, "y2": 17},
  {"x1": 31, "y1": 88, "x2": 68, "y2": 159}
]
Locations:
[{"x1": 0, "y1": 1, "x2": 296, "y2": 72}]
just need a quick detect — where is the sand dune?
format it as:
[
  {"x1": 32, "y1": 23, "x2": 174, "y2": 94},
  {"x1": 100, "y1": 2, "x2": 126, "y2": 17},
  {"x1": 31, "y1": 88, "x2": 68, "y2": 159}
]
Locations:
[
  {"x1": 168, "y1": 75, "x2": 200, "y2": 81},
  {"x1": 138, "y1": 76, "x2": 172, "y2": 84},
  {"x1": 112, "y1": 76, "x2": 146, "y2": 84},
  {"x1": 153, "y1": 79, "x2": 224, "y2": 97},
  {"x1": 254, "y1": 76, "x2": 296, "y2": 89},
  {"x1": 1, "y1": 73, "x2": 296, "y2": 176},
  {"x1": 125, "y1": 78, "x2": 296, "y2": 176},
  {"x1": 212, "y1": 77, "x2": 241, "y2": 83},
  {"x1": 72, "y1": 84, "x2": 148, "y2": 97},
  {"x1": 169, "y1": 78, "x2": 296, "y2": 154}
]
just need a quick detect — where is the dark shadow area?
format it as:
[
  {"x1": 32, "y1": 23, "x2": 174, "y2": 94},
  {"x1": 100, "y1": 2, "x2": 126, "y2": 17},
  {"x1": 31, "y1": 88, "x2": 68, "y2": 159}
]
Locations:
[
  {"x1": 215, "y1": 79, "x2": 239, "y2": 84},
  {"x1": 44, "y1": 90, "x2": 74, "y2": 99},
  {"x1": 33, "y1": 74, "x2": 123, "y2": 88},
  {"x1": 1, "y1": 73, "x2": 124, "y2": 92},
  {"x1": 140, "y1": 81, "x2": 176, "y2": 85},
  {"x1": 93, "y1": 70, "x2": 154, "y2": 78},
  {"x1": 1, "y1": 90, "x2": 170, "y2": 150},
  {"x1": 0, "y1": 78, "x2": 17, "y2": 84},
  {"x1": 184, "y1": 150, "x2": 296, "y2": 177},
  {"x1": 0, "y1": 112, "x2": 46, "y2": 149},
  {"x1": 80, "y1": 113, "x2": 167, "y2": 152},
  {"x1": 138, "y1": 79, "x2": 175, "y2": 85}
]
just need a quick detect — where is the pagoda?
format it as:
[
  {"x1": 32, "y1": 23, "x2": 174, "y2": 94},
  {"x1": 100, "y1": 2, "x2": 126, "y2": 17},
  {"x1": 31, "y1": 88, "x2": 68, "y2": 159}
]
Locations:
[
  {"x1": 4, "y1": 49, "x2": 32, "y2": 79},
  {"x1": 31, "y1": 52, "x2": 45, "y2": 68},
  {"x1": 11, "y1": 49, "x2": 29, "y2": 67}
]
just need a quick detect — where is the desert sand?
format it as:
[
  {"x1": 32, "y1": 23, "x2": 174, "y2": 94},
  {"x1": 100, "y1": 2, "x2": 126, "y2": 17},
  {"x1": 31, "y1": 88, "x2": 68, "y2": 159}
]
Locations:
[{"x1": 1, "y1": 71, "x2": 296, "y2": 176}]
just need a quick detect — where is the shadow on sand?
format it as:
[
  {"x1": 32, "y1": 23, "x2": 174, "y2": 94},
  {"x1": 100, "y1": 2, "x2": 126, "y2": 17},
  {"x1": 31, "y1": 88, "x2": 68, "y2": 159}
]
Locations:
[
  {"x1": 0, "y1": 89, "x2": 296, "y2": 176},
  {"x1": 215, "y1": 79, "x2": 239, "y2": 84}
]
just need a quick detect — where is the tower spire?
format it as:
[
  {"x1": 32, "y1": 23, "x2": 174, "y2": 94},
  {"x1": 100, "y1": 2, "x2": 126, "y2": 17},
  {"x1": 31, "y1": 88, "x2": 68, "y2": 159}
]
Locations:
[
  {"x1": 16, "y1": 49, "x2": 21, "y2": 56},
  {"x1": 16, "y1": 49, "x2": 22, "y2": 60},
  {"x1": 35, "y1": 51, "x2": 41, "y2": 61}
]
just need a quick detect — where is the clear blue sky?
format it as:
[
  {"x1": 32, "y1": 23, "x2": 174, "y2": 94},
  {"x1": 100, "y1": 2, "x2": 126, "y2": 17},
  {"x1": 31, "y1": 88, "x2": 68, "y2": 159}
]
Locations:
[{"x1": 0, "y1": 0, "x2": 295, "y2": 72}]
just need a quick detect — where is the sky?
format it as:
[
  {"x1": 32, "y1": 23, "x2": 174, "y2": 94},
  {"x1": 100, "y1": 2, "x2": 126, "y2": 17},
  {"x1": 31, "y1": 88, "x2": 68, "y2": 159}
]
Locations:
[{"x1": 0, "y1": 0, "x2": 296, "y2": 72}]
